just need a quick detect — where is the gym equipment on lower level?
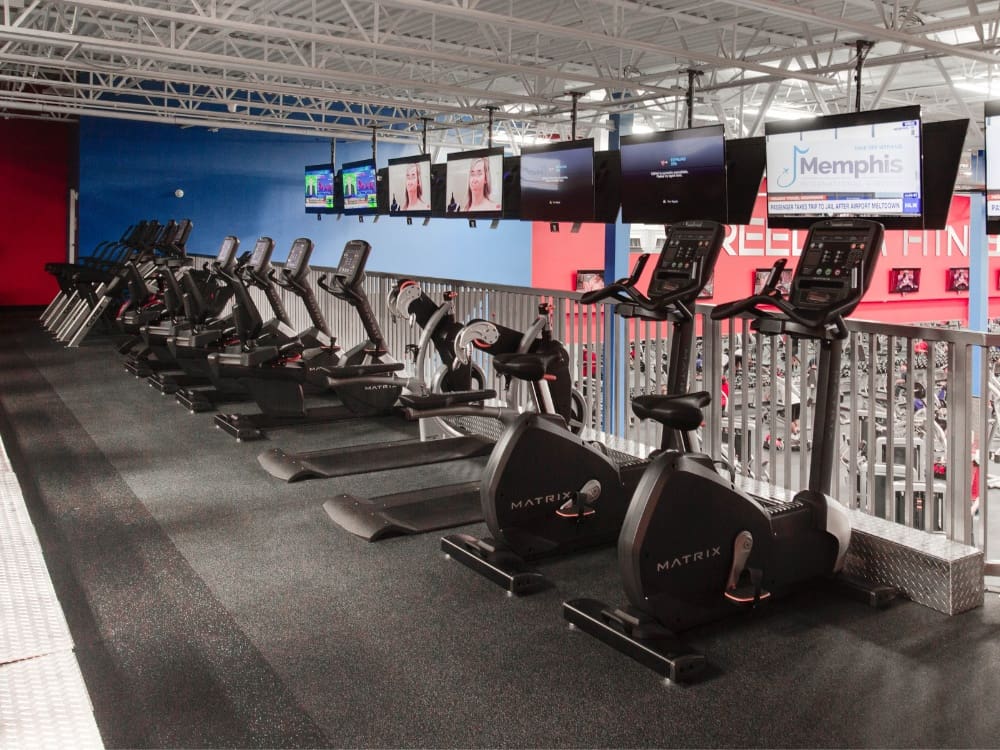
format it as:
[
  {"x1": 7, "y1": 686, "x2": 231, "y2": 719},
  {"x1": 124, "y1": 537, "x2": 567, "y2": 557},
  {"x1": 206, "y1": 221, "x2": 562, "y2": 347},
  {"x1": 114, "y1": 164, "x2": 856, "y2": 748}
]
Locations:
[{"x1": 563, "y1": 218, "x2": 897, "y2": 682}]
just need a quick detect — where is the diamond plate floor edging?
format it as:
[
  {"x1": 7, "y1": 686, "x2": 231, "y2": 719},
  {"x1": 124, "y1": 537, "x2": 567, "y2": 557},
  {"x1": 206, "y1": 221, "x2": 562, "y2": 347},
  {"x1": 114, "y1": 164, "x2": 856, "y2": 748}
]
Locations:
[
  {"x1": 0, "y1": 473, "x2": 73, "y2": 665},
  {"x1": 0, "y1": 651, "x2": 105, "y2": 750},
  {"x1": 0, "y1": 439, "x2": 11, "y2": 473},
  {"x1": 0, "y1": 445, "x2": 105, "y2": 749}
]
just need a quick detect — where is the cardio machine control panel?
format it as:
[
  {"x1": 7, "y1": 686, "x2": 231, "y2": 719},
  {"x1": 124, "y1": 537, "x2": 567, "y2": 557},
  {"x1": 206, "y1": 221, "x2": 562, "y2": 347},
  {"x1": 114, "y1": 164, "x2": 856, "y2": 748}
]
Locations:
[
  {"x1": 215, "y1": 236, "x2": 240, "y2": 271},
  {"x1": 334, "y1": 240, "x2": 371, "y2": 287},
  {"x1": 788, "y1": 218, "x2": 883, "y2": 318},
  {"x1": 647, "y1": 220, "x2": 725, "y2": 300},
  {"x1": 249, "y1": 237, "x2": 275, "y2": 272},
  {"x1": 285, "y1": 238, "x2": 314, "y2": 279}
]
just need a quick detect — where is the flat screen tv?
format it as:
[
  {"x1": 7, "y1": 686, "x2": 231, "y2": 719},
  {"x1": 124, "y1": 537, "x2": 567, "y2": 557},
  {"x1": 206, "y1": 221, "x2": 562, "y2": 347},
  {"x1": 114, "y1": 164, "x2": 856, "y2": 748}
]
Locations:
[
  {"x1": 620, "y1": 125, "x2": 726, "y2": 224},
  {"x1": 445, "y1": 147, "x2": 504, "y2": 218},
  {"x1": 725, "y1": 136, "x2": 765, "y2": 225},
  {"x1": 753, "y1": 268, "x2": 793, "y2": 296},
  {"x1": 520, "y1": 139, "x2": 595, "y2": 222},
  {"x1": 889, "y1": 267, "x2": 921, "y2": 294},
  {"x1": 986, "y1": 101, "x2": 1000, "y2": 234},
  {"x1": 430, "y1": 162, "x2": 448, "y2": 218},
  {"x1": 593, "y1": 150, "x2": 622, "y2": 223},
  {"x1": 502, "y1": 155, "x2": 521, "y2": 220},
  {"x1": 946, "y1": 267, "x2": 970, "y2": 292},
  {"x1": 765, "y1": 106, "x2": 923, "y2": 229},
  {"x1": 305, "y1": 163, "x2": 337, "y2": 214},
  {"x1": 388, "y1": 154, "x2": 432, "y2": 216},
  {"x1": 341, "y1": 158, "x2": 379, "y2": 215},
  {"x1": 376, "y1": 167, "x2": 389, "y2": 215},
  {"x1": 922, "y1": 119, "x2": 968, "y2": 230}
]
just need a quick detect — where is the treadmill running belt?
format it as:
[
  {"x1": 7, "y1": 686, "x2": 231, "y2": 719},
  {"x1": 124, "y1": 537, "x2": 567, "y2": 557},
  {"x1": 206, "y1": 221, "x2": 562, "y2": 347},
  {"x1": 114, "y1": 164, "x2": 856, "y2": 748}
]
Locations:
[{"x1": 323, "y1": 481, "x2": 482, "y2": 541}]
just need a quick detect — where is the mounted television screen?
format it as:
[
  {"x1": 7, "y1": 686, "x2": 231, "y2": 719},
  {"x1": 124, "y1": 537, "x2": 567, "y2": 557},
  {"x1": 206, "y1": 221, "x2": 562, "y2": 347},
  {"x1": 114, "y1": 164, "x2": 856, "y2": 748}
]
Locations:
[
  {"x1": 922, "y1": 119, "x2": 968, "y2": 230},
  {"x1": 620, "y1": 125, "x2": 726, "y2": 224},
  {"x1": 725, "y1": 136, "x2": 765, "y2": 225},
  {"x1": 376, "y1": 167, "x2": 389, "y2": 215},
  {"x1": 765, "y1": 106, "x2": 923, "y2": 229},
  {"x1": 753, "y1": 268, "x2": 793, "y2": 296},
  {"x1": 305, "y1": 163, "x2": 337, "y2": 214},
  {"x1": 502, "y1": 155, "x2": 521, "y2": 220},
  {"x1": 430, "y1": 162, "x2": 448, "y2": 217},
  {"x1": 388, "y1": 154, "x2": 432, "y2": 216},
  {"x1": 445, "y1": 147, "x2": 504, "y2": 218},
  {"x1": 520, "y1": 139, "x2": 595, "y2": 222},
  {"x1": 341, "y1": 158, "x2": 379, "y2": 215},
  {"x1": 986, "y1": 101, "x2": 1000, "y2": 233},
  {"x1": 946, "y1": 267, "x2": 970, "y2": 292},
  {"x1": 594, "y1": 150, "x2": 622, "y2": 223},
  {"x1": 889, "y1": 267, "x2": 921, "y2": 294}
]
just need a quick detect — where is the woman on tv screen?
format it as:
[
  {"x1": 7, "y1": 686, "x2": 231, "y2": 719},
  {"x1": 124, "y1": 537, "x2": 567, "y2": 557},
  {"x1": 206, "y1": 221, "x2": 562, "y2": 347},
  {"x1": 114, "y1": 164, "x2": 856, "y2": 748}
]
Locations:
[
  {"x1": 403, "y1": 163, "x2": 430, "y2": 211},
  {"x1": 464, "y1": 157, "x2": 501, "y2": 212}
]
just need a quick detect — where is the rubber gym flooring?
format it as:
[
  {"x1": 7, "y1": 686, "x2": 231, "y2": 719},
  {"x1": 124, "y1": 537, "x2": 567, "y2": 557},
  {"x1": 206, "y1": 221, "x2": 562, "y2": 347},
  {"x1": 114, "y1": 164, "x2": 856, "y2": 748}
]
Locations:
[{"x1": 3, "y1": 309, "x2": 1000, "y2": 749}]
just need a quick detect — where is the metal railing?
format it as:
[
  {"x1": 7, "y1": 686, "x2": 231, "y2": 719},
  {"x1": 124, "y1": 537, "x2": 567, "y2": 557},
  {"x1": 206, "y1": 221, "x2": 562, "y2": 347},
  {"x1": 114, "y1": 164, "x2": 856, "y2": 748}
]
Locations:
[{"x1": 245, "y1": 263, "x2": 996, "y2": 577}]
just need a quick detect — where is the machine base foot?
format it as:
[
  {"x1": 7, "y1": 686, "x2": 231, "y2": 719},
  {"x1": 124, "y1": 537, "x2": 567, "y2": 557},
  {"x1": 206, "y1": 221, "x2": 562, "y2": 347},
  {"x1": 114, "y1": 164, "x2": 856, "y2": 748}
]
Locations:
[
  {"x1": 440, "y1": 534, "x2": 548, "y2": 595},
  {"x1": 562, "y1": 598, "x2": 705, "y2": 683}
]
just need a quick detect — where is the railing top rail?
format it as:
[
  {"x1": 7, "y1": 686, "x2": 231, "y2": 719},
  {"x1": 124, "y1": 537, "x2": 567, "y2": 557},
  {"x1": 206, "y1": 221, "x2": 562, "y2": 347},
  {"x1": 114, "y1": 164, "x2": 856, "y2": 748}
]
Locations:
[{"x1": 694, "y1": 301, "x2": 1000, "y2": 347}]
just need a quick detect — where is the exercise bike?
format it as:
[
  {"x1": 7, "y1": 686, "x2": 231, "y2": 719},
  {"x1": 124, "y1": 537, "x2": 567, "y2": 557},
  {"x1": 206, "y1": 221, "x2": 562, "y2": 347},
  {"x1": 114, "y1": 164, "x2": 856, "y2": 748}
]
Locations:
[
  {"x1": 563, "y1": 218, "x2": 896, "y2": 682},
  {"x1": 440, "y1": 219, "x2": 725, "y2": 593}
]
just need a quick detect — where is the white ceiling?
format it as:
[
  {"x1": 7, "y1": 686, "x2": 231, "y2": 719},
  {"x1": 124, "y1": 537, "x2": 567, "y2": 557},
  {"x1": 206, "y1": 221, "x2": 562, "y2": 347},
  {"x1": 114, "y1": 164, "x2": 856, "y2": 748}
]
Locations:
[{"x1": 1, "y1": 0, "x2": 998, "y2": 160}]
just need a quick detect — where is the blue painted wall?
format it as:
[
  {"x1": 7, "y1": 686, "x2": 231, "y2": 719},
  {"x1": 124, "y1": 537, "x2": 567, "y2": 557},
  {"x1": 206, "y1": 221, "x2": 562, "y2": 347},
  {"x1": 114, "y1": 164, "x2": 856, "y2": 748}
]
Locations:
[{"x1": 79, "y1": 117, "x2": 532, "y2": 284}]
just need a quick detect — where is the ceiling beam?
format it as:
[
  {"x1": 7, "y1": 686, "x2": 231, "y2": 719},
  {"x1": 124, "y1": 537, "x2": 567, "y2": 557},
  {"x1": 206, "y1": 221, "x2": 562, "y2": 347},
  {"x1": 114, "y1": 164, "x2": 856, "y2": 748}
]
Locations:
[{"x1": 378, "y1": 0, "x2": 838, "y2": 85}]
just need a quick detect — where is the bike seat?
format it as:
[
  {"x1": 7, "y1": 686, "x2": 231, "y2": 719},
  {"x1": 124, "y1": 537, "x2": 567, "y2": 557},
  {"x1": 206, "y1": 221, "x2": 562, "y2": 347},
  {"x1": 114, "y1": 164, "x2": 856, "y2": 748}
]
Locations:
[
  {"x1": 631, "y1": 391, "x2": 711, "y2": 431},
  {"x1": 493, "y1": 352, "x2": 562, "y2": 381}
]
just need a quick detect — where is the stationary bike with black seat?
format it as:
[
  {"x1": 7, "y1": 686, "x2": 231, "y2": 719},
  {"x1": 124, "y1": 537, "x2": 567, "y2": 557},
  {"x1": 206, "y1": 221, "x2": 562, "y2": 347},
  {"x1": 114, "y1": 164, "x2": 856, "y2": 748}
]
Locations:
[
  {"x1": 440, "y1": 219, "x2": 725, "y2": 593},
  {"x1": 562, "y1": 218, "x2": 896, "y2": 683}
]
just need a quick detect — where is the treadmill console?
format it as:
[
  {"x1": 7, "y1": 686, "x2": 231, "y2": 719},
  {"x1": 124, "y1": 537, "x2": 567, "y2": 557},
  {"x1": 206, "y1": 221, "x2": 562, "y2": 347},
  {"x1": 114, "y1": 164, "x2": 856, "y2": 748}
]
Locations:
[
  {"x1": 249, "y1": 237, "x2": 275, "y2": 272},
  {"x1": 335, "y1": 240, "x2": 372, "y2": 287},
  {"x1": 788, "y1": 218, "x2": 883, "y2": 318},
  {"x1": 215, "y1": 235, "x2": 240, "y2": 271},
  {"x1": 647, "y1": 220, "x2": 725, "y2": 300},
  {"x1": 285, "y1": 238, "x2": 314, "y2": 279}
]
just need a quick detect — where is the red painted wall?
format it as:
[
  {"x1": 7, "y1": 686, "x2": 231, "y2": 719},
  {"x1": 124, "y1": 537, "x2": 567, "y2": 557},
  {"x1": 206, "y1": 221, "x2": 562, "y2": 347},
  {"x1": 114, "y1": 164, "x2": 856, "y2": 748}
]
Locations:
[
  {"x1": 531, "y1": 185, "x2": 1000, "y2": 326},
  {"x1": 0, "y1": 119, "x2": 76, "y2": 306}
]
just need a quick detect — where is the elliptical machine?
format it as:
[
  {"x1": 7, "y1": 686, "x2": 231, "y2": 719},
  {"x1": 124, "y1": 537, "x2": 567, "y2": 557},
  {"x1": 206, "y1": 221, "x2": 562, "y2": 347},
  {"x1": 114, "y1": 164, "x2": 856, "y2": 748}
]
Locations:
[
  {"x1": 173, "y1": 236, "x2": 298, "y2": 412},
  {"x1": 562, "y1": 218, "x2": 895, "y2": 682},
  {"x1": 440, "y1": 219, "x2": 725, "y2": 593},
  {"x1": 210, "y1": 238, "x2": 403, "y2": 440}
]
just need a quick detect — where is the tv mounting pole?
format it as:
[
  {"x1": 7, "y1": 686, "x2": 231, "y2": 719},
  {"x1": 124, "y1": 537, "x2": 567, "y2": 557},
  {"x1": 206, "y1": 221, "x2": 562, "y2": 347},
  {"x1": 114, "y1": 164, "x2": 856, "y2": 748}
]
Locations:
[
  {"x1": 853, "y1": 40, "x2": 875, "y2": 112},
  {"x1": 685, "y1": 69, "x2": 702, "y2": 129},
  {"x1": 421, "y1": 117, "x2": 431, "y2": 154},
  {"x1": 570, "y1": 92, "x2": 581, "y2": 140},
  {"x1": 484, "y1": 106, "x2": 497, "y2": 148}
]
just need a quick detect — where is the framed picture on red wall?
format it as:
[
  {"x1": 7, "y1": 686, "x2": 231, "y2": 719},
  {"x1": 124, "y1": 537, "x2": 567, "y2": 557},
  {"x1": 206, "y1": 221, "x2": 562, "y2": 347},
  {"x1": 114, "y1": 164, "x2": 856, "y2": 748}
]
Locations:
[
  {"x1": 889, "y1": 267, "x2": 921, "y2": 294},
  {"x1": 946, "y1": 267, "x2": 970, "y2": 292},
  {"x1": 697, "y1": 275, "x2": 715, "y2": 299},
  {"x1": 575, "y1": 269, "x2": 604, "y2": 293},
  {"x1": 753, "y1": 268, "x2": 792, "y2": 295}
]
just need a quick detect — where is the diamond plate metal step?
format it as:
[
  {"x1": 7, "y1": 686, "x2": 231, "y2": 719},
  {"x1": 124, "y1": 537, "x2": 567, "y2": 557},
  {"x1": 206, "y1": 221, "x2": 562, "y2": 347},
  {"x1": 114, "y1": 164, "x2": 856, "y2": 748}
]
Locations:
[
  {"x1": 0, "y1": 474, "x2": 73, "y2": 665},
  {"x1": 0, "y1": 651, "x2": 104, "y2": 750}
]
